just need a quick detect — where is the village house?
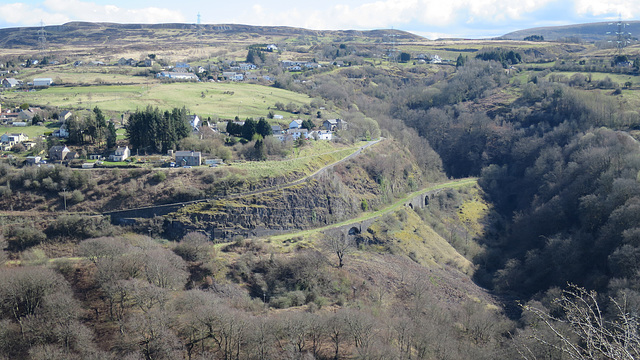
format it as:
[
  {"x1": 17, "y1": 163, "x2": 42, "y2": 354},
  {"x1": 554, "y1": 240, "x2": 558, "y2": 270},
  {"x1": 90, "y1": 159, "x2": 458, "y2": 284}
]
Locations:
[
  {"x1": 289, "y1": 128, "x2": 309, "y2": 140},
  {"x1": 0, "y1": 133, "x2": 28, "y2": 145},
  {"x1": 59, "y1": 110, "x2": 73, "y2": 122},
  {"x1": 53, "y1": 125, "x2": 69, "y2": 138},
  {"x1": 25, "y1": 156, "x2": 41, "y2": 165},
  {"x1": 313, "y1": 130, "x2": 333, "y2": 140},
  {"x1": 118, "y1": 58, "x2": 136, "y2": 66},
  {"x1": 271, "y1": 125, "x2": 283, "y2": 135},
  {"x1": 175, "y1": 62, "x2": 191, "y2": 72},
  {"x1": 49, "y1": 145, "x2": 70, "y2": 161},
  {"x1": 144, "y1": 59, "x2": 155, "y2": 67},
  {"x1": 175, "y1": 151, "x2": 201, "y2": 167},
  {"x1": 109, "y1": 146, "x2": 130, "y2": 162},
  {"x1": 323, "y1": 119, "x2": 348, "y2": 131},
  {"x1": 238, "y1": 63, "x2": 257, "y2": 71},
  {"x1": 2, "y1": 78, "x2": 22, "y2": 88},
  {"x1": 189, "y1": 115, "x2": 200, "y2": 130},
  {"x1": 22, "y1": 141, "x2": 37, "y2": 150},
  {"x1": 289, "y1": 119, "x2": 303, "y2": 129},
  {"x1": 222, "y1": 72, "x2": 244, "y2": 81},
  {"x1": 17, "y1": 109, "x2": 36, "y2": 122}
]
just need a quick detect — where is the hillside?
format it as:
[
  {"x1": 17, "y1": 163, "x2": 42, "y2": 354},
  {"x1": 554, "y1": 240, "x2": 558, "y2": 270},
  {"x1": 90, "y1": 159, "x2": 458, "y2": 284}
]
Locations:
[
  {"x1": 0, "y1": 21, "x2": 423, "y2": 49},
  {"x1": 501, "y1": 20, "x2": 640, "y2": 42}
]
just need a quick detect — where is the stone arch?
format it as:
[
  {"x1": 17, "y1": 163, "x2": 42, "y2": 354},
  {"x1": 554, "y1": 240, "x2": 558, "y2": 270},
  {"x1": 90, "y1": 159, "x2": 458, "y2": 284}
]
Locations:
[
  {"x1": 425, "y1": 195, "x2": 429, "y2": 206},
  {"x1": 348, "y1": 226, "x2": 361, "y2": 236},
  {"x1": 409, "y1": 203, "x2": 414, "y2": 210}
]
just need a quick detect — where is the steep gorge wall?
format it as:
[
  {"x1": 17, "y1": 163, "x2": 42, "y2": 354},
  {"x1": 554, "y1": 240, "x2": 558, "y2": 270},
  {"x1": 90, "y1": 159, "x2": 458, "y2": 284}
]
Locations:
[{"x1": 165, "y1": 177, "x2": 364, "y2": 239}]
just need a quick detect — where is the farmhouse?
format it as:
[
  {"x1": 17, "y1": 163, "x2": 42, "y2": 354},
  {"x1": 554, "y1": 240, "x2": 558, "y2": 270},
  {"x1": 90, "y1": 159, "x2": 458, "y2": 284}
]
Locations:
[
  {"x1": 49, "y1": 145, "x2": 70, "y2": 161},
  {"x1": 18, "y1": 110, "x2": 36, "y2": 122},
  {"x1": 175, "y1": 151, "x2": 202, "y2": 166},
  {"x1": 323, "y1": 119, "x2": 348, "y2": 131},
  {"x1": 109, "y1": 146, "x2": 130, "y2": 162},
  {"x1": 2, "y1": 78, "x2": 21, "y2": 88}
]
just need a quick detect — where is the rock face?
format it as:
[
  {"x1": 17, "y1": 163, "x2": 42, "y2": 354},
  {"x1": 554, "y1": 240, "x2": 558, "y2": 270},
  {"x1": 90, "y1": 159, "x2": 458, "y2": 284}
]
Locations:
[{"x1": 165, "y1": 179, "x2": 362, "y2": 239}]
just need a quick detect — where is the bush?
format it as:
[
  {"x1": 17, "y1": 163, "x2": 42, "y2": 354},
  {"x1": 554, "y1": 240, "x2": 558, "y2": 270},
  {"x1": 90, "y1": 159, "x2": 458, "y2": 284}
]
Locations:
[
  {"x1": 45, "y1": 215, "x2": 116, "y2": 241},
  {"x1": 69, "y1": 190, "x2": 84, "y2": 204},
  {"x1": 271, "y1": 295, "x2": 292, "y2": 309},
  {"x1": 151, "y1": 171, "x2": 167, "y2": 183},
  {"x1": 4, "y1": 226, "x2": 46, "y2": 251}
]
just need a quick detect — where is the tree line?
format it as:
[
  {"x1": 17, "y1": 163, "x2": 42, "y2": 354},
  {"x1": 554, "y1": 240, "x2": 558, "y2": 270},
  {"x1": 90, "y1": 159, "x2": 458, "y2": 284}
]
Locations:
[{"x1": 126, "y1": 106, "x2": 191, "y2": 154}]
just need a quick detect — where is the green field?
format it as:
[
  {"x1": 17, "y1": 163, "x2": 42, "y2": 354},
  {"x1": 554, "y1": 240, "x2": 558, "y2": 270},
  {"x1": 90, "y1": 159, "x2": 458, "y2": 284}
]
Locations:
[
  {"x1": 3, "y1": 82, "x2": 312, "y2": 120},
  {"x1": 0, "y1": 124, "x2": 52, "y2": 138}
]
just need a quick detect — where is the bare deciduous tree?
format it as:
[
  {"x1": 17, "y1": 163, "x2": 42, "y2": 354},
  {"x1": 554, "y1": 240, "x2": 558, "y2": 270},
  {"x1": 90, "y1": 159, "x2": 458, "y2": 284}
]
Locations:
[
  {"x1": 321, "y1": 234, "x2": 355, "y2": 268},
  {"x1": 522, "y1": 284, "x2": 640, "y2": 360}
]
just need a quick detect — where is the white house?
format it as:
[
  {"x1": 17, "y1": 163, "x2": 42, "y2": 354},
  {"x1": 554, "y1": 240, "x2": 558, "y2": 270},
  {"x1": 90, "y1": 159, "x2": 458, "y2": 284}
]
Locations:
[
  {"x1": 289, "y1": 119, "x2": 303, "y2": 129},
  {"x1": 109, "y1": 146, "x2": 130, "y2": 162},
  {"x1": 33, "y1": 78, "x2": 53, "y2": 87},
  {"x1": 239, "y1": 63, "x2": 257, "y2": 71},
  {"x1": 289, "y1": 128, "x2": 309, "y2": 140},
  {"x1": 313, "y1": 130, "x2": 333, "y2": 140},
  {"x1": 267, "y1": 44, "x2": 278, "y2": 51},
  {"x1": 53, "y1": 126, "x2": 69, "y2": 138},
  {"x1": 0, "y1": 133, "x2": 28, "y2": 145},
  {"x1": 189, "y1": 115, "x2": 200, "y2": 130}
]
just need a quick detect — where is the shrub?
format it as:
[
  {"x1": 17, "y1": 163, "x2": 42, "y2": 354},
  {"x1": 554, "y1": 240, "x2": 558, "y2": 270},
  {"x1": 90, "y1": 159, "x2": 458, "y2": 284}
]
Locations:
[
  {"x1": 4, "y1": 226, "x2": 46, "y2": 251},
  {"x1": 151, "y1": 171, "x2": 167, "y2": 183},
  {"x1": 69, "y1": 190, "x2": 84, "y2": 204},
  {"x1": 45, "y1": 215, "x2": 116, "y2": 241}
]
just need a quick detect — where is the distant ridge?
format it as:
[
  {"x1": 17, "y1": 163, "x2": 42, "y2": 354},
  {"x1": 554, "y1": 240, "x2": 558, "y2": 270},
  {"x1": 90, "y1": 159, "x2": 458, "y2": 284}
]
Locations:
[
  {"x1": 501, "y1": 21, "x2": 640, "y2": 42},
  {"x1": 0, "y1": 22, "x2": 424, "y2": 48}
]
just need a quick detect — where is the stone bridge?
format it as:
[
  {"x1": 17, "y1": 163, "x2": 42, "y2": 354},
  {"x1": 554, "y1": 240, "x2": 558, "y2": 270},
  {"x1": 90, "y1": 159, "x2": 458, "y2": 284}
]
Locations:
[{"x1": 320, "y1": 188, "x2": 445, "y2": 240}]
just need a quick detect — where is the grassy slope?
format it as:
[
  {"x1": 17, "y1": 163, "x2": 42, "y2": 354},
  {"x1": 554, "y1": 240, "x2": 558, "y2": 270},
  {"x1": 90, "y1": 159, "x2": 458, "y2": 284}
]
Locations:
[{"x1": 3, "y1": 82, "x2": 311, "y2": 119}]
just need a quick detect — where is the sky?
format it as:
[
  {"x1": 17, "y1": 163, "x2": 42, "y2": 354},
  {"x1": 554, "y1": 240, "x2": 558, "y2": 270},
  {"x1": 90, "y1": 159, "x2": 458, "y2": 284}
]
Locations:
[{"x1": 0, "y1": 0, "x2": 637, "y2": 39}]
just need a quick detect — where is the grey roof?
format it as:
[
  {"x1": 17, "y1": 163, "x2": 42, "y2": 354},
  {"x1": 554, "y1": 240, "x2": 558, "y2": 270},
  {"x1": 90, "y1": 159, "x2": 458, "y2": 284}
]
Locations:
[{"x1": 3, "y1": 78, "x2": 20, "y2": 86}]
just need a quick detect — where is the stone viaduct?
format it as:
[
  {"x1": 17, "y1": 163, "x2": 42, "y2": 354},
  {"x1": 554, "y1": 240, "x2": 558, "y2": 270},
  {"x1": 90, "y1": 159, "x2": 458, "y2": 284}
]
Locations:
[{"x1": 320, "y1": 188, "x2": 445, "y2": 240}]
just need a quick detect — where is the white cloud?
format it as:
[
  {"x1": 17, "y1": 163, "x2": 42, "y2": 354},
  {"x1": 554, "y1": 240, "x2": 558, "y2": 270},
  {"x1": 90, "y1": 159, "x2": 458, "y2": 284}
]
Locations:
[
  {"x1": 0, "y1": 1, "x2": 185, "y2": 27},
  {"x1": 574, "y1": 0, "x2": 640, "y2": 18},
  {"x1": 0, "y1": 3, "x2": 68, "y2": 25},
  {"x1": 243, "y1": 0, "x2": 558, "y2": 31}
]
